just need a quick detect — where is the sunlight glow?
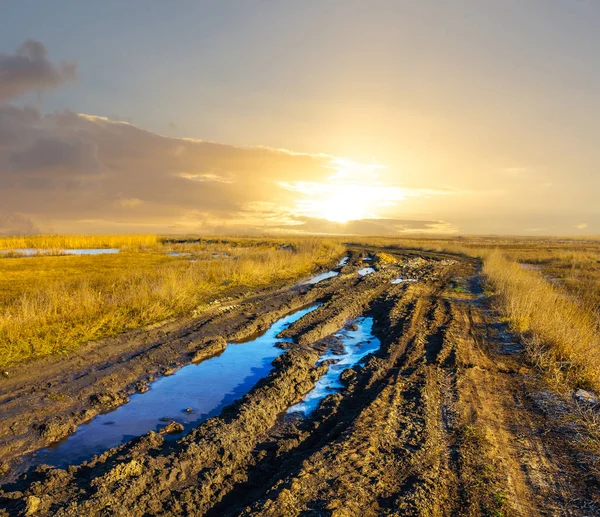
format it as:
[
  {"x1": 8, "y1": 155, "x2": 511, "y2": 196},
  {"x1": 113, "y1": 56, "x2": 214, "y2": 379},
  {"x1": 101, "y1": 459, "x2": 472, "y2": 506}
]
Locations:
[{"x1": 280, "y1": 181, "x2": 404, "y2": 223}]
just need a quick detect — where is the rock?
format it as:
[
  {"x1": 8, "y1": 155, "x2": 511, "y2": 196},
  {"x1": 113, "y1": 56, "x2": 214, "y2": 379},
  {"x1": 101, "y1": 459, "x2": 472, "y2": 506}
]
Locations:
[
  {"x1": 184, "y1": 408, "x2": 193, "y2": 413},
  {"x1": 574, "y1": 389, "x2": 599, "y2": 405},
  {"x1": 159, "y1": 421, "x2": 184, "y2": 434},
  {"x1": 2, "y1": 370, "x2": 9, "y2": 378},
  {"x1": 346, "y1": 323, "x2": 359, "y2": 332},
  {"x1": 25, "y1": 495, "x2": 41, "y2": 515}
]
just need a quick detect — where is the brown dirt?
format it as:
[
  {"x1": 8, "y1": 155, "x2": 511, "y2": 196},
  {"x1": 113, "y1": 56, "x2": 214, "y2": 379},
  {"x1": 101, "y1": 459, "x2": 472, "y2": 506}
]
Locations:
[{"x1": 0, "y1": 248, "x2": 598, "y2": 516}]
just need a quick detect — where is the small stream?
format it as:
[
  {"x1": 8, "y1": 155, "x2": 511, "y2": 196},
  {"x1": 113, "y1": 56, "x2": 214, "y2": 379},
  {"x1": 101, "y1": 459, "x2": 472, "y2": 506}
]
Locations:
[
  {"x1": 288, "y1": 316, "x2": 381, "y2": 415},
  {"x1": 27, "y1": 305, "x2": 320, "y2": 469}
]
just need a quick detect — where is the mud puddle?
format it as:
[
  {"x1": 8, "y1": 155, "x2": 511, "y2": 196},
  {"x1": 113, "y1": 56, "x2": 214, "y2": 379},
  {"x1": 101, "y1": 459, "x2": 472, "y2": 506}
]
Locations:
[
  {"x1": 391, "y1": 277, "x2": 418, "y2": 284},
  {"x1": 25, "y1": 305, "x2": 320, "y2": 469},
  {"x1": 301, "y1": 270, "x2": 339, "y2": 285},
  {"x1": 288, "y1": 316, "x2": 381, "y2": 415},
  {"x1": 357, "y1": 267, "x2": 375, "y2": 276}
]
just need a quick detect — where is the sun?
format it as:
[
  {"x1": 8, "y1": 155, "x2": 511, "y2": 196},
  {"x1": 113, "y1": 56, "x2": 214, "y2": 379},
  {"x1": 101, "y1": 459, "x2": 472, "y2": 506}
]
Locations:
[
  {"x1": 308, "y1": 190, "x2": 370, "y2": 223},
  {"x1": 279, "y1": 159, "x2": 402, "y2": 224}
]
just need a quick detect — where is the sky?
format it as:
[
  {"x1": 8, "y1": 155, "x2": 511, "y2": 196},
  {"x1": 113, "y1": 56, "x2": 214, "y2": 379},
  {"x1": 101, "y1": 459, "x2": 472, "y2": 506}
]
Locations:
[{"x1": 1, "y1": 1, "x2": 599, "y2": 236}]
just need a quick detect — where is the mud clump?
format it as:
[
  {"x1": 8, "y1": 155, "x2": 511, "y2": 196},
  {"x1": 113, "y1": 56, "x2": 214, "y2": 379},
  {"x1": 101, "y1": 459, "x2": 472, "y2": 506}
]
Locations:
[
  {"x1": 134, "y1": 381, "x2": 149, "y2": 393},
  {"x1": 190, "y1": 336, "x2": 227, "y2": 363},
  {"x1": 159, "y1": 421, "x2": 185, "y2": 435},
  {"x1": 89, "y1": 392, "x2": 127, "y2": 409},
  {"x1": 574, "y1": 389, "x2": 599, "y2": 405},
  {"x1": 36, "y1": 421, "x2": 76, "y2": 442}
]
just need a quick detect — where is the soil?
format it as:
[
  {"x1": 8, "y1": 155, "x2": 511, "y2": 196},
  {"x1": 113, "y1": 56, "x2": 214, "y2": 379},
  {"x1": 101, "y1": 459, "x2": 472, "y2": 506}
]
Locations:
[{"x1": 0, "y1": 248, "x2": 598, "y2": 516}]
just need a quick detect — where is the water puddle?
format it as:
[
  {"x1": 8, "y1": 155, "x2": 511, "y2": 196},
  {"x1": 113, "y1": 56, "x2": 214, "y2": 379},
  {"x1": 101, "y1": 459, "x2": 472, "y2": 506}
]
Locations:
[
  {"x1": 301, "y1": 270, "x2": 339, "y2": 285},
  {"x1": 357, "y1": 267, "x2": 375, "y2": 276},
  {"x1": 288, "y1": 316, "x2": 381, "y2": 415},
  {"x1": 391, "y1": 278, "x2": 418, "y2": 284},
  {"x1": 27, "y1": 305, "x2": 320, "y2": 469},
  {"x1": 337, "y1": 256, "x2": 349, "y2": 266},
  {"x1": 0, "y1": 248, "x2": 120, "y2": 256}
]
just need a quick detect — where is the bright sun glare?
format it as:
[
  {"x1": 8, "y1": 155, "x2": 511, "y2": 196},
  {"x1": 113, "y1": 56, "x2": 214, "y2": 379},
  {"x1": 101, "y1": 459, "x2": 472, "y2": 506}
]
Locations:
[
  {"x1": 280, "y1": 159, "x2": 405, "y2": 224},
  {"x1": 302, "y1": 190, "x2": 371, "y2": 223}
]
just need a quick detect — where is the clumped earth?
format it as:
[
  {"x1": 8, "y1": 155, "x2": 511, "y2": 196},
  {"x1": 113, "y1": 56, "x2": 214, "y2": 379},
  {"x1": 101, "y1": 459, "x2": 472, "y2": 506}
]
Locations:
[{"x1": 0, "y1": 248, "x2": 599, "y2": 516}]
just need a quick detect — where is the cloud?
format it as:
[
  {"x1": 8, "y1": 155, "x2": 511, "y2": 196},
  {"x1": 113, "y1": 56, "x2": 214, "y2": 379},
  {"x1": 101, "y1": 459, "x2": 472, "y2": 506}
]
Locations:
[
  {"x1": 116, "y1": 198, "x2": 143, "y2": 208},
  {"x1": 0, "y1": 106, "x2": 353, "y2": 232},
  {"x1": 275, "y1": 217, "x2": 457, "y2": 236},
  {"x1": 9, "y1": 135, "x2": 101, "y2": 174},
  {"x1": 0, "y1": 40, "x2": 77, "y2": 101},
  {"x1": 0, "y1": 213, "x2": 39, "y2": 235},
  {"x1": 0, "y1": 37, "x2": 464, "y2": 236},
  {"x1": 0, "y1": 103, "x2": 465, "y2": 235}
]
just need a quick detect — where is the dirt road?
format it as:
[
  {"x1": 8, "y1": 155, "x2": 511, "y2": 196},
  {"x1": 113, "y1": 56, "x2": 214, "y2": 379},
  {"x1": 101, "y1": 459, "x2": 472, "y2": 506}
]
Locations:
[{"x1": 0, "y1": 248, "x2": 598, "y2": 516}]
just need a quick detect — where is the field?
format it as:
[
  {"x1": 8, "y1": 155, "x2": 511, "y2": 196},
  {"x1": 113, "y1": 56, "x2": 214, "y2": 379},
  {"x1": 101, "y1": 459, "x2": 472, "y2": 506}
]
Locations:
[
  {"x1": 0, "y1": 236, "x2": 344, "y2": 367},
  {"x1": 0, "y1": 236, "x2": 599, "y2": 516}
]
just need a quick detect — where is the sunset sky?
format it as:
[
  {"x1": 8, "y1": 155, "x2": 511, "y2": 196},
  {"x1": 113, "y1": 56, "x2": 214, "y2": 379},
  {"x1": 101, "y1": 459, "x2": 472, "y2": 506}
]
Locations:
[{"x1": 1, "y1": 1, "x2": 599, "y2": 236}]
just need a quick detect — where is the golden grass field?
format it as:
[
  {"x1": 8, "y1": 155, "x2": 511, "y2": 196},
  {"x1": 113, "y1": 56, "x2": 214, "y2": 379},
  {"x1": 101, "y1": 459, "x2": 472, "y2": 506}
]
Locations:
[{"x1": 0, "y1": 236, "x2": 344, "y2": 368}]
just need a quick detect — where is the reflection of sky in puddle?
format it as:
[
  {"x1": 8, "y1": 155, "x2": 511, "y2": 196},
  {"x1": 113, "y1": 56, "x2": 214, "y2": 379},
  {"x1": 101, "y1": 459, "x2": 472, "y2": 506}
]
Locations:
[
  {"x1": 0, "y1": 248, "x2": 120, "y2": 256},
  {"x1": 338, "y1": 256, "x2": 349, "y2": 266},
  {"x1": 28, "y1": 305, "x2": 319, "y2": 469},
  {"x1": 302, "y1": 270, "x2": 339, "y2": 285},
  {"x1": 391, "y1": 278, "x2": 418, "y2": 284},
  {"x1": 288, "y1": 316, "x2": 380, "y2": 415},
  {"x1": 357, "y1": 267, "x2": 375, "y2": 276}
]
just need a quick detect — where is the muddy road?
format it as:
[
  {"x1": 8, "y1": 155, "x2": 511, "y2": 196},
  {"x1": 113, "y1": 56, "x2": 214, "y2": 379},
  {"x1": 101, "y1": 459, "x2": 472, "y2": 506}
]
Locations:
[{"x1": 0, "y1": 248, "x2": 598, "y2": 516}]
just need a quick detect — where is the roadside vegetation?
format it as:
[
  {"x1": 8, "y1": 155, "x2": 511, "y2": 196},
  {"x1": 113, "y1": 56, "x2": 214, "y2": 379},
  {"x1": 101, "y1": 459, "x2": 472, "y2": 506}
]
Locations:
[
  {"x1": 0, "y1": 236, "x2": 344, "y2": 368},
  {"x1": 481, "y1": 248, "x2": 600, "y2": 391}
]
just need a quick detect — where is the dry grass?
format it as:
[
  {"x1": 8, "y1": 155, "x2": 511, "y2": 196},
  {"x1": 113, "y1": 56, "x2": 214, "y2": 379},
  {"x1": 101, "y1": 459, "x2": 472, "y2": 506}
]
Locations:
[
  {"x1": 0, "y1": 236, "x2": 344, "y2": 368},
  {"x1": 482, "y1": 249, "x2": 600, "y2": 391},
  {"x1": 0, "y1": 234, "x2": 158, "y2": 250}
]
